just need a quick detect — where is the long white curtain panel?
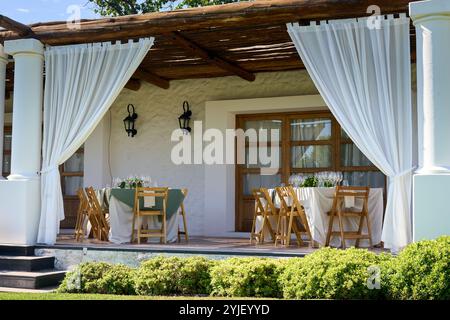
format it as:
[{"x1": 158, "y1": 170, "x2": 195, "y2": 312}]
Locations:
[
  {"x1": 287, "y1": 15, "x2": 412, "y2": 251},
  {"x1": 38, "y1": 38, "x2": 154, "y2": 244}
]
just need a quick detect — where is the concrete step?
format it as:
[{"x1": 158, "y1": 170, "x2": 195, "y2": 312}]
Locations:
[
  {"x1": 0, "y1": 285, "x2": 58, "y2": 293},
  {"x1": 0, "y1": 245, "x2": 35, "y2": 256},
  {"x1": 0, "y1": 255, "x2": 55, "y2": 272},
  {"x1": 0, "y1": 270, "x2": 66, "y2": 289}
]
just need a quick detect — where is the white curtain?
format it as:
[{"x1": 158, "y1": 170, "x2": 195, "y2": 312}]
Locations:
[
  {"x1": 287, "y1": 15, "x2": 412, "y2": 251},
  {"x1": 38, "y1": 38, "x2": 154, "y2": 244}
]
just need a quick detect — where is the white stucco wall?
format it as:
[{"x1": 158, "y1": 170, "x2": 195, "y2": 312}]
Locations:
[{"x1": 84, "y1": 70, "x2": 323, "y2": 236}]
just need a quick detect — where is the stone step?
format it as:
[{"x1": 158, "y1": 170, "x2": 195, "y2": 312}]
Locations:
[
  {"x1": 0, "y1": 270, "x2": 66, "y2": 289},
  {"x1": 0, "y1": 245, "x2": 35, "y2": 256},
  {"x1": 0, "y1": 255, "x2": 55, "y2": 272}
]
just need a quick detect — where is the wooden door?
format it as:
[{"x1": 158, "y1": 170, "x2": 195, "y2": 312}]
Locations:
[
  {"x1": 235, "y1": 114, "x2": 286, "y2": 232},
  {"x1": 59, "y1": 147, "x2": 84, "y2": 229}
]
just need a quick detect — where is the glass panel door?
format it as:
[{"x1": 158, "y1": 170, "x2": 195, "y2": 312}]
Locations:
[
  {"x1": 236, "y1": 115, "x2": 284, "y2": 232},
  {"x1": 60, "y1": 147, "x2": 84, "y2": 228}
]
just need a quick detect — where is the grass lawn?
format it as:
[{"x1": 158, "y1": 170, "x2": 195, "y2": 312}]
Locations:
[{"x1": 0, "y1": 292, "x2": 265, "y2": 300}]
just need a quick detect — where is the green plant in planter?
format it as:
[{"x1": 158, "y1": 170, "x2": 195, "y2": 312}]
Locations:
[
  {"x1": 301, "y1": 176, "x2": 318, "y2": 187},
  {"x1": 323, "y1": 180, "x2": 334, "y2": 187}
]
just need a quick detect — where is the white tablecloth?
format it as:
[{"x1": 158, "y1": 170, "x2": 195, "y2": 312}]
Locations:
[
  {"x1": 96, "y1": 189, "x2": 178, "y2": 244},
  {"x1": 256, "y1": 187, "x2": 384, "y2": 247}
]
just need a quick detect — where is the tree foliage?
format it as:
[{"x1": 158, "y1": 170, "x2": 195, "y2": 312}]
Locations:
[{"x1": 88, "y1": 0, "x2": 246, "y2": 16}]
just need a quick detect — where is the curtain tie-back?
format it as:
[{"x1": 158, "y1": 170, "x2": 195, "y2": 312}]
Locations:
[
  {"x1": 391, "y1": 166, "x2": 417, "y2": 181},
  {"x1": 40, "y1": 166, "x2": 58, "y2": 174}
]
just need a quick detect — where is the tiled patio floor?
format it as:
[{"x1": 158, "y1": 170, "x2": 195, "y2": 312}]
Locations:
[{"x1": 45, "y1": 233, "x2": 388, "y2": 258}]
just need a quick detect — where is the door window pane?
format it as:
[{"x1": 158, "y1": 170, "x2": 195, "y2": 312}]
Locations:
[
  {"x1": 341, "y1": 143, "x2": 373, "y2": 167},
  {"x1": 291, "y1": 118, "x2": 331, "y2": 141},
  {"x1": 291, "y1": 145, "x2": 332, "y2": 168},
  {"x1": 244, "y1": 120, "x2": 282, "y2": 142},
  {"x1": 245, "y1": 146, "x2": 281, "y2": 168},
  {"x1": 342, "y1": 171, "x2": 385, "y2": 188},
  {"x1": 64, "y1": 176, "x2": 83, "y2": 196},
  {"x1": 243, "y1": 174, "x2": 281, "y2": 195},
  {"x1": 64, "y1": 152, "x2": 84, "y2": 172},
  {"x1": 341, "y1": 128, "x2": 350, "y2": 140}
]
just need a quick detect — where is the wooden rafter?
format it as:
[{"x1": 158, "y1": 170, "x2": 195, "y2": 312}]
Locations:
[
  {"x1": 124, "y1": 78, "x2": 141, "y2": 91},
  {"x1": 0, "y1": 0, "x2": 414, "y2": 45},
  {"x1": 167, "y1": 31, "x2": 255, "y2": 82},
  {"x1": 0, "y1": 15, "x2": 32, "y2": 37},
  {"x1": 133, "y1": 68, "x2": 170, "y2": 89}
]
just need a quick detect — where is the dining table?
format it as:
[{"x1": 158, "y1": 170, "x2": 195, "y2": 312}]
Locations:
[
  {"x1": 96, "y1": 188, "x2": 185, "y2": 244},
  {"x1": 255, "y1": 187, "x2": 384, "y2": 247}
]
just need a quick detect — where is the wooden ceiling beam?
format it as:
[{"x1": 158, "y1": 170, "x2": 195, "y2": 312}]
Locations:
[
  {"x1": 167, "y1": 31, "x2": 255, "y2": 82},
  {"x1": 133, "y1": 68, "x2": 170, "y2": 89},
  {"x1": 0, "y1": 0, "x2": 414, "y2": 45},
  {"x1": 0, "y1": 15, "x2": 33, "y2": 37}
]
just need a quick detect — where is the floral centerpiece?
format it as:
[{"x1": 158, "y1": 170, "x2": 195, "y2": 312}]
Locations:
[{"x1": 113, "y1": 176, "x2": 152, "y2": 189}]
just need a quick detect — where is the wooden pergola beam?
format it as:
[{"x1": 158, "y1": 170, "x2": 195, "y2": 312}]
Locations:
[
  {"x1": 0, "y1": 15, "x2": 33, "y2": 37},
  {"x1": 168, "y1": 32, "x2": 255, "y2": 82},
  {"x1": 0, "y1": 0, "x2": 414, "y2": 45},
  {"x1": 133, "y1": 68, "x2": 170, "y2": 89},
  {"x1": 124, "y1": 78, "x2": 141, "y2": 91}
]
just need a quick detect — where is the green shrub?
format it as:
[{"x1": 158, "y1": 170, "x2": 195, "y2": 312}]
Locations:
[
  {"x1": 96, "y1": 264, "x2": 136, "y2": 295},
  {"x1": 58, "y1": 262, "x2": 112, "y2": 293},
  {"x1": 279, "y1": 248, "x2": 393, "y2": 299},
  {"x1": 385, "y1": 236, "x2": 450, "y2": 300},
  {"x1": 210, "y1": 257, "x2": 286, "y2": 298},
  {"x1": 134, "y1": 256, "x2": 213, "y2": 296}
]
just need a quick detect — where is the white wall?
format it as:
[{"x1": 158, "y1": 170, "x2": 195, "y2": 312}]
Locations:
[{"x1": 84, "y1": 70, "x2": 322, "y2": 236}]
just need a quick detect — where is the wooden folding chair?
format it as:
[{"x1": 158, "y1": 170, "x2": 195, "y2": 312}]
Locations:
[
  {"x1": 74, "y1": 188, "x2": 89, "y2": 242},
  {"x1": 85, "y1": 187, "x2": 110, "y2": 241},
  {"x1": 325, "y1": 186, "x2": 372, "y2": 249},
  {"x1": 177, "y1": 188, "x2": 189, "y2": 242},
  {"x1": 131, "y1": 187, "x2": 168, "y2": 244},
  {"x1": 250, "y1": 188, "x2": 278, "y2": 244},
  {"x1": 286, "y1": 185, "x2": 312, "y2": 246},
  {"x1": 274, "y1": 186, "x2": 303, "y2": 247}
]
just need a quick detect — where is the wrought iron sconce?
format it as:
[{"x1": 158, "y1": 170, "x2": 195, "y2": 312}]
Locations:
[
  {"x1": 178, "y1": 101, "x2": 192, "y2": 134},
  {"x1": 123, "y1": 104, "x2": 138, "y2": 137}
]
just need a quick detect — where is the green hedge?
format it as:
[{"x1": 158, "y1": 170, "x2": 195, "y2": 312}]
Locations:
[
  {"x1": 210, "y1": 257, "x2": 285, "y2": 298},
  {"x1": 279, "y1": 248, "x2": 393, "y2": 299},
  {"x1": 57, "y1": 236, "x2": 450, "y2": 299},
  {"x1": 134, "y1": 256, "x2": 213, "y2": 296},
  {"x1": 58, "y1": 262, "x2": 135, "y2": 295},
  {"x1": 384, "y1": 236, "x2": 450, "y2": 300}
]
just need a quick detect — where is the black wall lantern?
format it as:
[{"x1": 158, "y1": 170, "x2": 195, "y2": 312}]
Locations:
[
  {"x1": 178, "y1": 101, "x2": 192, "y2": 134},
  {"x1": 123, "y1": 104, "x2": 138, "y2": 137}
]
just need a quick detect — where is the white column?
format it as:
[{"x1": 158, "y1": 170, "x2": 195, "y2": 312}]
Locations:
[
  {"x1": 0, "y1": 45, "x2": 7, "y2": 179},
  {"x1": 4, "y1": 39, "x2": 44, "y2": 180},
  {"x1": 0, "y1": 39, "x2": 44, "y2": 245},
  {"x1": 410, "y1": 0, "x2": 450, "y2": 241}
]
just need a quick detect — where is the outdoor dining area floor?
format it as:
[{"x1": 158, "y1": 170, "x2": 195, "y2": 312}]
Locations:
[{"x1": 47, "y1": 233, "x2": 388, "y2": 258}]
